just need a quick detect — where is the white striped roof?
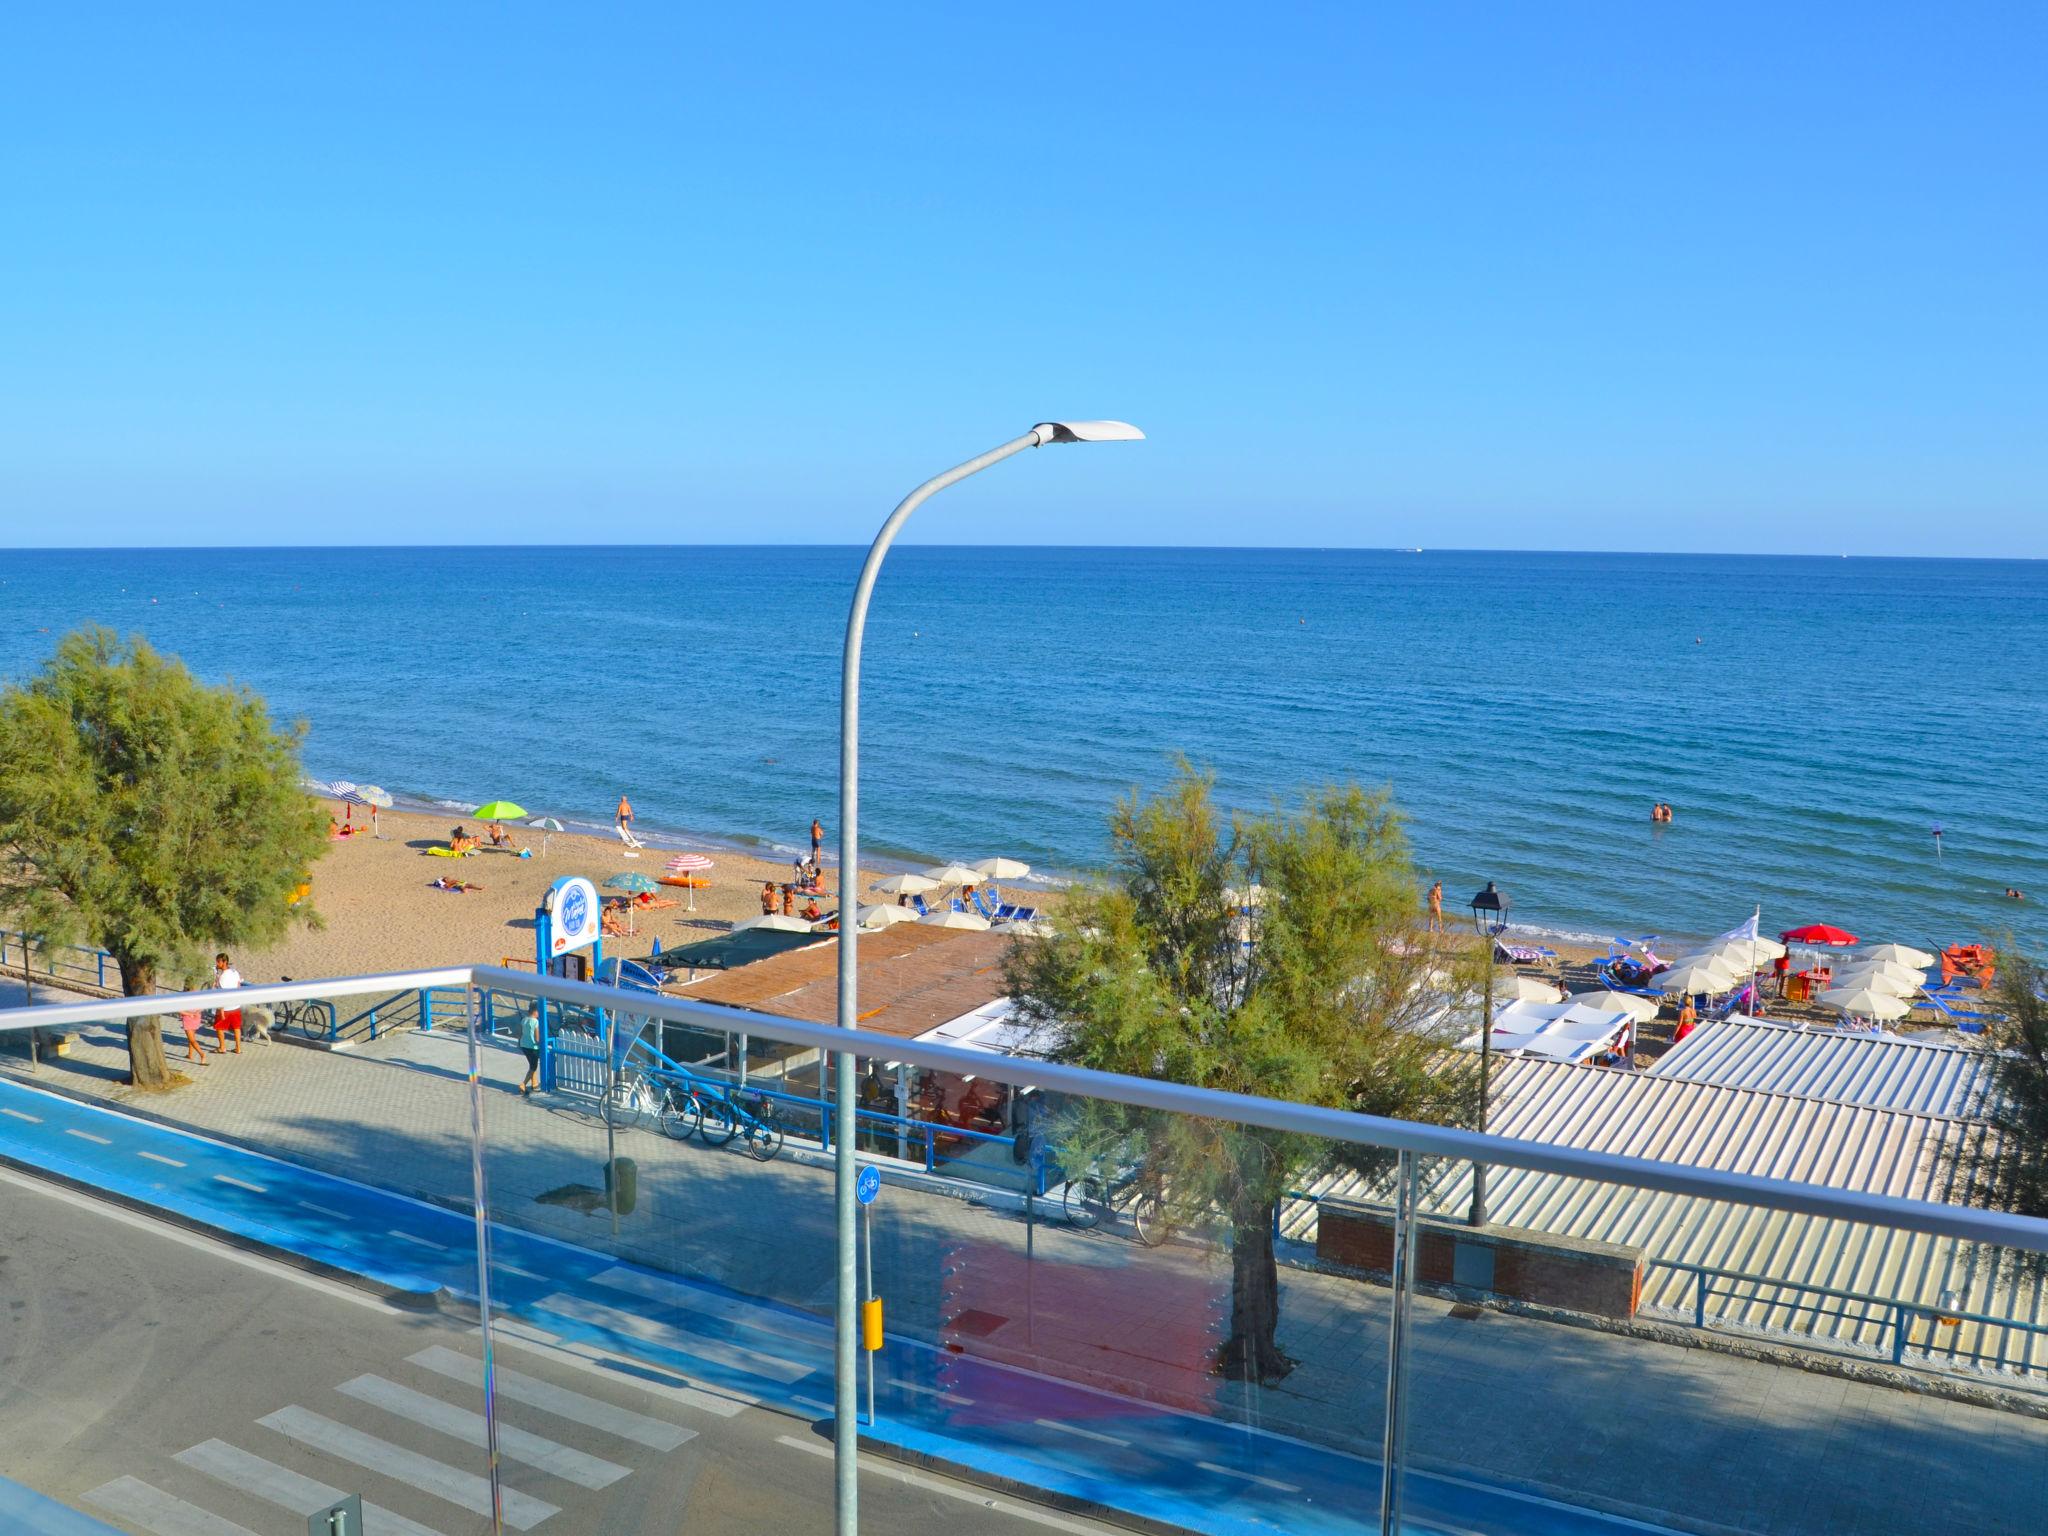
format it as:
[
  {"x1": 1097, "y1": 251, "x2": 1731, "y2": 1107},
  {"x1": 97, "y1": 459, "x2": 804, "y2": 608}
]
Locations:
[
  {"x1": 1287, "y1": 1057, "x2": 2043, "y2": 1374},
  {"x1": 1645, "y1": 1016, "x2": 1998, "y2": 1120}
]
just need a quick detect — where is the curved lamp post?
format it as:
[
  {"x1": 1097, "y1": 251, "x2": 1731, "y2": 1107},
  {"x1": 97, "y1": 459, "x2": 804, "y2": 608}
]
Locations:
[
  {"x1": 1467, "y1": 880, "x2": 1509, "y2": 1227},
  {"x1": 832, "y1": 420, "x2": 1142, "y2": 1531}
]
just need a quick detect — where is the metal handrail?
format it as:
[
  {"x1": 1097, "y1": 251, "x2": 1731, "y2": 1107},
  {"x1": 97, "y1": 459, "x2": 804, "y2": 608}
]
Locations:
[{"x1": 4, "y1": 961, "x2": 2047, "y2": 1256}]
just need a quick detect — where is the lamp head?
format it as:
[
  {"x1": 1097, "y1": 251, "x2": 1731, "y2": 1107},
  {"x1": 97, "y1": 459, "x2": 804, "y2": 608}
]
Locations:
[{"x1": 1031, "y1": 420, "x2": 1145, "y2": 446}]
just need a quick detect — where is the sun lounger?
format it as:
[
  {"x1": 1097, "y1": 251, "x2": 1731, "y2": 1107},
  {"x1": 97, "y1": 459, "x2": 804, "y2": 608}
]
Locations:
[
  {"x1": 1918, "y1": 989, "x2": 1992, "y2": 1031},
  {"x1": 972, "y1": 890, "x2": 1003, "y2": 922},
  {"x1": 996, "y1": 903, "x2": 1039, "y2": 924},
  {"x1": 912, "y1": 894, "x2": 931, "y2": 917}
]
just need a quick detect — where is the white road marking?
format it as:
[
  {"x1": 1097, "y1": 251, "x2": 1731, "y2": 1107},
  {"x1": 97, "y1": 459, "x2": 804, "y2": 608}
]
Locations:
[
  {"x1": 337, "y1": 1373, "x2": 629, "y2": 1489},
  {"x1": 493, "y1": 1260, "x2": 545, "y2": 1279},
  {"x1": 85, "y1": 1475, "x2": 262, "y2": 1536},
  {"x1": 485, "y1": 1318, "x2": 751, "y2": 1417},
  {"x1": 535, "y1": 1290, "x2": 811, "y2": 1385},
  {"x1": 298, "y1": 1199, "x2": 349, "y2": 1219},
  {"x1": 257, "y1": 1405, "x2": 558, "y2": 1529},
  {"x1": 410, "y1": 1345, "x2": 695, "y2": 1451},
  {"x1": 590, "y1": 1263, "x2": 831, "y2": 1340},
  {"x1": 387, "y1": 1229, "x2": 452, "y2": 1251},
  {"x1": 1197, "y1": 1460, "x2": 1302, "y2": 1493},
  {"x1": 1, "y1": 1106, "x2": 42, "y2": 1122},
  {"x1": 896, "y1": 1378, "x2": 974, "y2": 1406},
  {"x1": 138, "y1": 1150, "x2": 186, "y2": 1167},
  {"x1": 774, "y1": 1435, "x2": 1109, "y2": 1532},
  {"x1": 64, "y1": 1127, "x2": 113, "y2": 1145},
  {"x1": 213, "y1": 1174, "x2": 267, "y2": 1193},
  {"x1": 174, "y1": 1439, "x2": 446, "y2": 1536},
  {"x1": 1034, "y1": 1417, "x2": 1131, "y2": 1447}
]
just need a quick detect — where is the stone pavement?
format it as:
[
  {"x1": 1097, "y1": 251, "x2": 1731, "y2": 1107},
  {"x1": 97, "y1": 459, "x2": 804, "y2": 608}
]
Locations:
[{"x1": 5, "y1": 1014, "x2": 2047, "y2": 1535}]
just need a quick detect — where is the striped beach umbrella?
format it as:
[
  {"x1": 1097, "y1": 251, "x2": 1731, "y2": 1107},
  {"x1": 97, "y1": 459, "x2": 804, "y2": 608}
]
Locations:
[{"x1": 664, "y1": 853, "x2": 714, "y2": 910}]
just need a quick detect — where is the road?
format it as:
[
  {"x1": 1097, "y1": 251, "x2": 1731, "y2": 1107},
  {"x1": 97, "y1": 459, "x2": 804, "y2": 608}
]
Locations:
[{"x1": 0, "y1": 1170, "x2": 1124, "y2": 1536}]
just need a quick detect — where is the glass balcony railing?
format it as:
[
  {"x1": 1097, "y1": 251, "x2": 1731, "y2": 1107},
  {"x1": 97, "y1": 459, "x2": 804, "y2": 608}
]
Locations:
[{"x1": 2, "y1": 966, "x2": 2045, "y2": 1536}]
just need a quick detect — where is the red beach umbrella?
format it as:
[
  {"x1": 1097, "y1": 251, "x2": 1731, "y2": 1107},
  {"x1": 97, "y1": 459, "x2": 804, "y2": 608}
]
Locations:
[{"x1": 1780, "y1": 923, "x2": 1858, "y2": 946}]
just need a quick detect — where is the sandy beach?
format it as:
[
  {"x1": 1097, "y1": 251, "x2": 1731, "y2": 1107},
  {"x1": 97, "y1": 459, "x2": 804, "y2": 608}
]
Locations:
[{"x1": 230, "y1": 805, "x2": 1049, "y2": 985}]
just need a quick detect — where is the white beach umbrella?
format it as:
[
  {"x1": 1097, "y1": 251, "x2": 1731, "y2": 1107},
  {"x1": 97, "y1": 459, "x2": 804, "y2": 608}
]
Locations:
[
  {"x1": 972, "y1": 857, "x2": 1032, "y2": 880},
  {"x1": 918, "y1": 910, "x2": 991, "y2": 931},
  {"x1": 1698, "y1": 936, "x2": 1786, "y2": 966},
  {"x1": 1499, "y1": 971, "x2": 1565, "y2": 1004},
  {"x1": 924, "y1": 863, "x2": 984, "y2": 886},
  {"x1": 1829, "y1": 963, "x2": 1920, "y2": 995},
  {"x1": 873, "y1": 872, "x2": 939, "y2": 896},
  {"x1": 1819, "y1": 986, "x2": 1912, "y2": 1020},
  {"x1": 1006, "y1": 919, "x2": 1055, "y2": 939},
  {"x1": 1569, "y1": 989, "x2": 1660, "y2": 1025},
  {"x1": 527, "y1": 815, "x2": 565, "y2": 856},
  {"x1": 1224, "y1": 884, "x2": 1266, "y2": 907},
  {"x1": 733, "y1": 913, "x2": 818, "y2": 934},
  {"x1": 857, "y1": 904, "x2": 919, "y2": 930},
  {"x1": 1858, "y1": 943, "x2": 1937, "y2": 969},
  {"x1": 1656, "y1": 958, "x2": 1741, "y2": 995}
]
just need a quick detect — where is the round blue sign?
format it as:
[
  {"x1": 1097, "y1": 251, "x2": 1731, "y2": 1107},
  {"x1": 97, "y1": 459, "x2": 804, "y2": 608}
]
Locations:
[
  {"x1": 559, "y1": 883, "x2": 589, "y2": 938},
  {"x1": 856, "y1": 1165, "x2": 881, "y2": 1205}
]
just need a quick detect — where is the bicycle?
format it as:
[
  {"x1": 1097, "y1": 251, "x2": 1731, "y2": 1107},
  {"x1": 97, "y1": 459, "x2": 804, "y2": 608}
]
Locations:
[
  {"x1": 603, "y1": 1068, "x2": 666, "y2": 1133},
  {"x1": 1062, "y1": 1159, "x2": 1171, "y2": 1247},
  {"x1": 693, "y1": 1085, "x2": 784, "y2": 1162},
  {"x1": 272, "y1": 978, "x2": 330, "y2": 1041}
]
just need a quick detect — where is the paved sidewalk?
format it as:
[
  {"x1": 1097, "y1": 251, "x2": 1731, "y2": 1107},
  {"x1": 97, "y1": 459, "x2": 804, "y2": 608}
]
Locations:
[{"x1": 6, "y1": 1024, "x2": 2047, "y2": 1535}]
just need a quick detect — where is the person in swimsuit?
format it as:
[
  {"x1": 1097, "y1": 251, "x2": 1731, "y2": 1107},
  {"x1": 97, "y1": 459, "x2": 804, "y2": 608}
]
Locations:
[
  {"x1": 761, "y1": 881, "x2": 778, "y2": 915},
  {"x1": 1426, "y1": 880, "x2": 1443, "y2": 932}
]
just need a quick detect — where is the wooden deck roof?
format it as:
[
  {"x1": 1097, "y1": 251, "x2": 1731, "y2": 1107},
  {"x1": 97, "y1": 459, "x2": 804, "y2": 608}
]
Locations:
[{"x1": 682, "y1": 925, "x2": 1014, "y2": 1039}]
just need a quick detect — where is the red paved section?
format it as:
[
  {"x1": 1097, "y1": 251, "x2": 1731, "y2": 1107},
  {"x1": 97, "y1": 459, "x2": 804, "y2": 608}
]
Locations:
[{"x1": 937, "y1": 1238, "x2": 1226, "y2": 1419}]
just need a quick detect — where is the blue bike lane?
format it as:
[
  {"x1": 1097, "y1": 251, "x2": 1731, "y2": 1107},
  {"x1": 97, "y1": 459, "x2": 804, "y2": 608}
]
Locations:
[{"x1": 0, "y1": 1077, "x2": 1673, "y2": 1536}]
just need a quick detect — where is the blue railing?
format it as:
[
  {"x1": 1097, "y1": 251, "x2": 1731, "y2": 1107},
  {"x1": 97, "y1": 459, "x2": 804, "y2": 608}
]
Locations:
[{"x1": 0, "y1": 928, "x2": 118, "y2": 992}]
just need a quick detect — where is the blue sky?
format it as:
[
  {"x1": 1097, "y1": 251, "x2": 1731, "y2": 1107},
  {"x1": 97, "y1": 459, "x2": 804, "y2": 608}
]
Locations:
[{"x1": 1, "y1": 4, "x2": 2041, "y2": 554}]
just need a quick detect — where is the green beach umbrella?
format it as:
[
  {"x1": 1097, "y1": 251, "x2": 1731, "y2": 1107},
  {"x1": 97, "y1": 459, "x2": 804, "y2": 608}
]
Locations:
[
  {"x1": 605, "y1": 872, "x2": 660, "y2": 895},
  {"x1": 473, "y1": 800, "x2": 528, "y2": 821}
]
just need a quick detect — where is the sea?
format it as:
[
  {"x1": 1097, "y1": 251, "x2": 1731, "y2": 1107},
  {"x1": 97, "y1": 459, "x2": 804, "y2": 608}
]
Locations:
[{"x1": 1, "y1": 547, "x2": 2042, "y2": 953}]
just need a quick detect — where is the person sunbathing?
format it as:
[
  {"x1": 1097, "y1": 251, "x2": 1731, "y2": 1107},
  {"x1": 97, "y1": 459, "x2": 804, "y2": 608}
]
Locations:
[
  {"x1": 487, "y1": 821, "x2": 510, "y2": 848},
  {"x1": 430, "y1": 876, "x2": 482, "y2": 893},
  {"x1": 801, "y1": 898, "x2": 822, "y2": 922}
]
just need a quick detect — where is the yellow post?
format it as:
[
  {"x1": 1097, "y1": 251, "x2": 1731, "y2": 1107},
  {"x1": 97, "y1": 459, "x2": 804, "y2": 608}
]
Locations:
[{"x1": 862, "y1": 1297, "x2": 883, "y2": 1352}]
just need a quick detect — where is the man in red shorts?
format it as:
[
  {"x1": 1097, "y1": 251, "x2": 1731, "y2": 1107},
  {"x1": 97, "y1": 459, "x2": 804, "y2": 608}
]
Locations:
[{"x1": 212, "y1": 952, "x2": 244, "y2": 1053}]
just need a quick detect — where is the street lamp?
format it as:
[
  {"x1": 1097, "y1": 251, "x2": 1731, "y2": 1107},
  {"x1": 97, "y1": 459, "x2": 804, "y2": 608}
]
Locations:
[
  {"x1": 832, "y1": 420, "x2": 1142, "y2": 1533},
  {"x1": 1468, "y1": 880, "x2": 1509, "y2": 1227}
]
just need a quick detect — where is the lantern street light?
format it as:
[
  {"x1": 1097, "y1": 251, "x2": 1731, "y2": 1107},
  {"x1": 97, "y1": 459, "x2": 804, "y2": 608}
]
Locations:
[{"x1": 1468, "y1": 880, "x2": 1510, "y2": 1227}]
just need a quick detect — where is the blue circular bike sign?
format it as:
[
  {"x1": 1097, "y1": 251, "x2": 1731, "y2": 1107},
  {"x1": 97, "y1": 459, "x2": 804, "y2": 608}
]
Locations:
[{"x1": 856, "y1": 1165, "x2": 881, "y2": 1205}]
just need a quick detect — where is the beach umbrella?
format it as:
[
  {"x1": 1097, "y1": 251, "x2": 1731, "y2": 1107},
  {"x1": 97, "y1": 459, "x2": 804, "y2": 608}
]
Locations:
[
  {"x1": 734, "y1": 913, "x2": 817, "y2": 934},
  {"x1": 1007, "y1": 919, "x2": 1055, "y2": 938},
  {"x1": 473, "y1": 800, "x2": 528, "y2": 822},
  {"x1": 1830, "y1": 962, "x2": 1921, "y2": 994},
  {"x1": 664, "y1": 852, "x2": 714, "y2": 912},
  {"x1": 925, "y1": 862, "x2": 984, "y2": 886},
  {"x1": 1696, "y1": 935, "x2": 1786, "y2": 966},
  {"x1": 873, "y1": 873, "x2": 938, "y2": 896},
  {"x1": 919, "y1": 910, "x2": 992, "y2": 931},
  {"x1": 1498, "y1": 971, "x2": 1564, "y2": 1003},
  {"x1": 527, "y1": 816, "x2": 564, "y2": 855},
  {"x1": 972, "y1": 857, "x2": 1032, "y2": 880},
  {"x1": 1819, "y1": 986, "x2": 1912, "y2": 1020},
  {"x1": 1656, "y1": 957, "x2": 1741, "y2": 995},
  {"x1": 1859, "y1": 943, "x2": 1937, "y2": 969},
  {"x1": 1569, "y1": 989, "x2": 1660, "y2": 1024},
  {"x1": 1781, "y1": 923, "x2": 1858, "y2": 947},
  {"x1": 604, "y1": 873, "x2": 660, "y2": 895},
  {"x1": 857, "y1": 904, "x2": 919, "y2": 930},
  {"x1": 1224, "y1": 884, "x2": 1266, "y2": 908}
]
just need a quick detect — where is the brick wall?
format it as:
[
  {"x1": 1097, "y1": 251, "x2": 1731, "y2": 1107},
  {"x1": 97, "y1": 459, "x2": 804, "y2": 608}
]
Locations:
[{"x1": 1316, "y1": 1201, "x2": 1642, "y2": 1320}]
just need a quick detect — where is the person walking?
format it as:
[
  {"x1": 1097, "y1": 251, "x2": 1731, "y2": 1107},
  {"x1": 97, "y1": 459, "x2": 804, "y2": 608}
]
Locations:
[
  {"x1": 212, "y1": 952, "x2": 244, "y2": 1053},
  {"x1": 176, "y1": 987, "x2": 208, "y2": 1065},
  {"x1": 616, "y1": 793, "x2": 634, "y2": 832},
  {"x1": 1674, "y1": 995, "x2": 1698, "y2": 1044},
  {"x1": 810, "y1": 816, "x2": 824, "y2": 864},
  {"x1": 517, "y1": 1005, "x2": 542, "y2": 1097},
  {"x1": 1426, "y1": 880, "x2": 1444, "y2": 933}
]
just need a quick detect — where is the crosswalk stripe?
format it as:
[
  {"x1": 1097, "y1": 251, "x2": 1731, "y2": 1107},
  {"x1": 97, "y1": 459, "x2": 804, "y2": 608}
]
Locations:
[
  {"x1": 486, "y1": 1319, "x2": 750, "y2": 1417},
  {"x1": 85, "y1": 1476, "x2": 261, "y2": 1536},
  {"x1": 257, "y1": 1405, "x2": 558, "y2": 1530},
  {"x1": 535, "y1": 1291, "x2": 811, "y2": 1385},
  {"x1": 337, "y1": 1374, "x2": 628, "y2": 1490},
  {"x1": 409, "y1": 1346, "x2": 695, "y2": 1451},
  {"x1": 588, "y1": 1265, "x2": 831, "y2": 1341},
  {"x1": 174, "y1": 1440, "x2": 446, "y2": 1536}
]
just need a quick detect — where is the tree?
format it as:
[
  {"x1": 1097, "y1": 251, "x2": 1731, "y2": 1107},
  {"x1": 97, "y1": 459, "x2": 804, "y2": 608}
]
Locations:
[
  {"x1": 1946, "y1": 949, "x2": 2048, "y2": 1226},
  {"x1": 0, "y1": 629, "x2": 325, "y2": 1088},
  {"x1": 1005, "y1": 763, "x2": 1478, "y2": 1383}
]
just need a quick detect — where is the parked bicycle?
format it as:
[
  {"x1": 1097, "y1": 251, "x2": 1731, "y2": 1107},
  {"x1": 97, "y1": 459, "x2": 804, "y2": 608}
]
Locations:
[
  {"x1": 698, "y1": 1085, "x2": 785, "y2": 1162},
  {"x1": 615, "y1": 1068, "x2": 784, "y2": 1162},
  {"x1": 1062, "y1": 1158, "x2": 1171, "y2": 1246},
  {"x1": 271, "y1": 978, "x2": 330, "y2": 1040}
]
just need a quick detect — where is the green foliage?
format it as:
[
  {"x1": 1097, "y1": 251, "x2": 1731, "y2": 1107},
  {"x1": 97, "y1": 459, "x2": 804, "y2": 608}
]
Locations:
[
  {"x1": 1948, "y1": 949, "x2": 2048, "y2": 1223},
  {"x1": 1004, "y1": 761, "x2": 1481, "y2": 1378},
  {"x1": 0, "y1": 628, "x2": 326, "y2": 1003}
]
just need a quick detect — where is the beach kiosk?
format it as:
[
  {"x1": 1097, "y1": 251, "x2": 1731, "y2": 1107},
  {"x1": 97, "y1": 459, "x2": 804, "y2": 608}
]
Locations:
[{"x1": 534, "y1": 875, "x2": 603, "y2": 1093}]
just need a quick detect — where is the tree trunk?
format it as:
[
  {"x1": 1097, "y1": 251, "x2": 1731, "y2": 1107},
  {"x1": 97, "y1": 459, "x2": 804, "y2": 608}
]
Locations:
[
  {"x1": 1217, "y1": 1204, "x2": 1296, "y2": 1383},
  {"x1": 117, "y1": 955, "x2": 171, "y2": 1091}
]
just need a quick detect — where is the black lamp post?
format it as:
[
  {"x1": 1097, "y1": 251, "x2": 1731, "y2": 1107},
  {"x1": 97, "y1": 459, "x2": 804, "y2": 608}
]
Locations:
[{"x1": 1468, "y1": 881, "x2": 1510, "y2": 1227}]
